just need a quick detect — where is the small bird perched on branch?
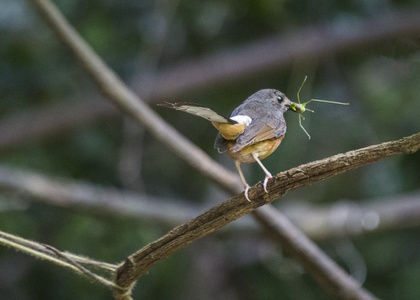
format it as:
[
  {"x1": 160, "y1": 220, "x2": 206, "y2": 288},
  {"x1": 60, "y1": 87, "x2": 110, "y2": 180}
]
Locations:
[{"x1": 159, "y1": 89, "x2": 297, "y2": 201}]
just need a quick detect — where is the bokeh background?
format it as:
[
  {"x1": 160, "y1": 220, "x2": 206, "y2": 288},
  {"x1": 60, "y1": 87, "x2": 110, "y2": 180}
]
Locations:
[{"x1": 0, "y1": 0, "x2": 419, "y2": 299}]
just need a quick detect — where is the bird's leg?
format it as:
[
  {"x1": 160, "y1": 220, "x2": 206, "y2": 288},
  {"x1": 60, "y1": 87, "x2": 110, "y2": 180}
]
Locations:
[
  {"x1": 234, "y1": 160, "x2": 251, "y2": 202},
  {"x1": 252, "y1": 153, "x2": 272, "y2": 193}
]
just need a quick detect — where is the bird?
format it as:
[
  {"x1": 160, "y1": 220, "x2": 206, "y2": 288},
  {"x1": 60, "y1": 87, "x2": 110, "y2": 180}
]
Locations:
[{"x1": 159, "y1": 89, "x2": 296, "y2": 201}]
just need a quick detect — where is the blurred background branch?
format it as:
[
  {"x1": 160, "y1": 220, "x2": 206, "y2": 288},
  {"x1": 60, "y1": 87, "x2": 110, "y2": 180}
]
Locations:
[
  {"x1": 1, "y1": 165, "x2": 419, "y2": 240},
  {"x1": 1, "y1": 8, "x2": 419, "y2": 150}
]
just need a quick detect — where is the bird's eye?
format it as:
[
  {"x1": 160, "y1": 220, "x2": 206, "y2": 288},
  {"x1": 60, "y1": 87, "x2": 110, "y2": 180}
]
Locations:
[{"x1": 277, "y1": 96, "x2": 284, "y2": 103}]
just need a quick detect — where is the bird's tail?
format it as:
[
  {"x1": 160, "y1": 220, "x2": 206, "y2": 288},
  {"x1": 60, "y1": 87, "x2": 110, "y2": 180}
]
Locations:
[{"x1": 158, "y1": 102, "x2": 234, "y2": 124}]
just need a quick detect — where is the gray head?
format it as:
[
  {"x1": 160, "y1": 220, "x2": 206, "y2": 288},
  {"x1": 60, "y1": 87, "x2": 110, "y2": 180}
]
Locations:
[{"x1": 231, "y1": 89, "x2": 293, "y2": 117}]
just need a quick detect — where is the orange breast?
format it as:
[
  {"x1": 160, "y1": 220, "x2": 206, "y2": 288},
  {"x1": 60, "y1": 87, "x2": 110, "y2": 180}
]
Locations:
[
  {"x1": 211, "y1": 121, "x2": 247, "y2": 140},
  {"x1": 227, "y1": 135, "x2": 285, "y2": 164}
]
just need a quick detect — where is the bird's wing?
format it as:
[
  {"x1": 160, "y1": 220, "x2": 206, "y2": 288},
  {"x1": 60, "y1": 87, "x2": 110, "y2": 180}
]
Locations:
[
  {"x1": 231, "y1": 116, "x2": 286, "y2": 152},
  {"x1": 158, "y1": 102, "x2": 233, "y2": 124}
]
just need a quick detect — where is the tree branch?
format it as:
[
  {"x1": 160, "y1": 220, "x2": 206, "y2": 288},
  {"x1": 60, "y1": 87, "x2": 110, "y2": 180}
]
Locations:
[
  {"x1": 28, "y1": 0, "x2": 241, "y2": 195},
  {"x1": 286, "y1": 191, "x2": 420, "y2": 240},
  {"x1": 0, "y1": 230, "x2": 121, "y2": 290},
  {"x1": 2, "y1": 165, "x2": 420, "y2": 240},
  {"x1": 253, "y1": 206, "x2": 371, "y2": 300},
  {"x1": 133, "y1": 7, "x2": 420, "y2": 100},
  {"x1": 1, "y1": 8, "x2": 420, "y2": 150},
  {"x1": 0, "y1": 165, "x2": 203, "y2": 225},
  {"x1": 114, "y1": 133, "x2": 420, "y2": 291},
  {"x1": 0, "y1": 97, "x2": 115, "y2": 150}
]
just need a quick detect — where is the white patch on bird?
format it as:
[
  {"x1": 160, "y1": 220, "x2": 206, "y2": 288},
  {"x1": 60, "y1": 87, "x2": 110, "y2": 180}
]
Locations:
[{"x1": 230, "y1": 115, "x2": 252, "y2": 126}]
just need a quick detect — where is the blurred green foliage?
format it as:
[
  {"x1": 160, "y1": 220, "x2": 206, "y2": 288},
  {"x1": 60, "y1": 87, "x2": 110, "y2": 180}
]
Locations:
[{"x1": 0, "y1": 0, "x2": 419, "y2": 299}]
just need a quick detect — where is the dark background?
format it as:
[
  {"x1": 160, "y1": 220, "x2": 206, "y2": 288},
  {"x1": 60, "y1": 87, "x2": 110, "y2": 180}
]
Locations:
[{"x1": 0, "y1": 0, "x2": 419, "y2": 299}]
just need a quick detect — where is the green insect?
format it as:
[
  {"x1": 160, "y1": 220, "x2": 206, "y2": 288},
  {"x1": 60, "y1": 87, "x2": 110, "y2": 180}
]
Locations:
[{"x1": 289, "y1": 76, "x2": 349, "y2": 139}]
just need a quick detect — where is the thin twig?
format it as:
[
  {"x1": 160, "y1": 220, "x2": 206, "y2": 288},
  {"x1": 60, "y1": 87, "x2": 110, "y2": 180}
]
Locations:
[
  {"x1": 43, "y1": 245, "x2": 125, "y2": 291},
  {"x1": 0, "y1": 230, "x2": 122, "y2": 289}
]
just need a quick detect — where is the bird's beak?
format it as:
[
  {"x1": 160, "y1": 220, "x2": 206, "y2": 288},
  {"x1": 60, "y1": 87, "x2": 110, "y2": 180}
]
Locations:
[{"x1": 287, "y1": 101, "x2": 301, "y2": 113}]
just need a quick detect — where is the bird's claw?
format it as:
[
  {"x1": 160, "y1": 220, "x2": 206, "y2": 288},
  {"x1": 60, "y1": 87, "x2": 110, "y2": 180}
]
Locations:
[
  {"x1": 263, "y1": 173, "x2": 272, "y2": 193},
  {"x1": 244, "y1": 184, "x2": 251, "y2": 202}
]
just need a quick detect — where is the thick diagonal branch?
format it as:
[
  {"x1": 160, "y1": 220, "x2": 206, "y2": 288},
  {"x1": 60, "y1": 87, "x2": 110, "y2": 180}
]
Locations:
[{"x1": 115, "y1": 133, "x2": 420, "y2": 289}]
